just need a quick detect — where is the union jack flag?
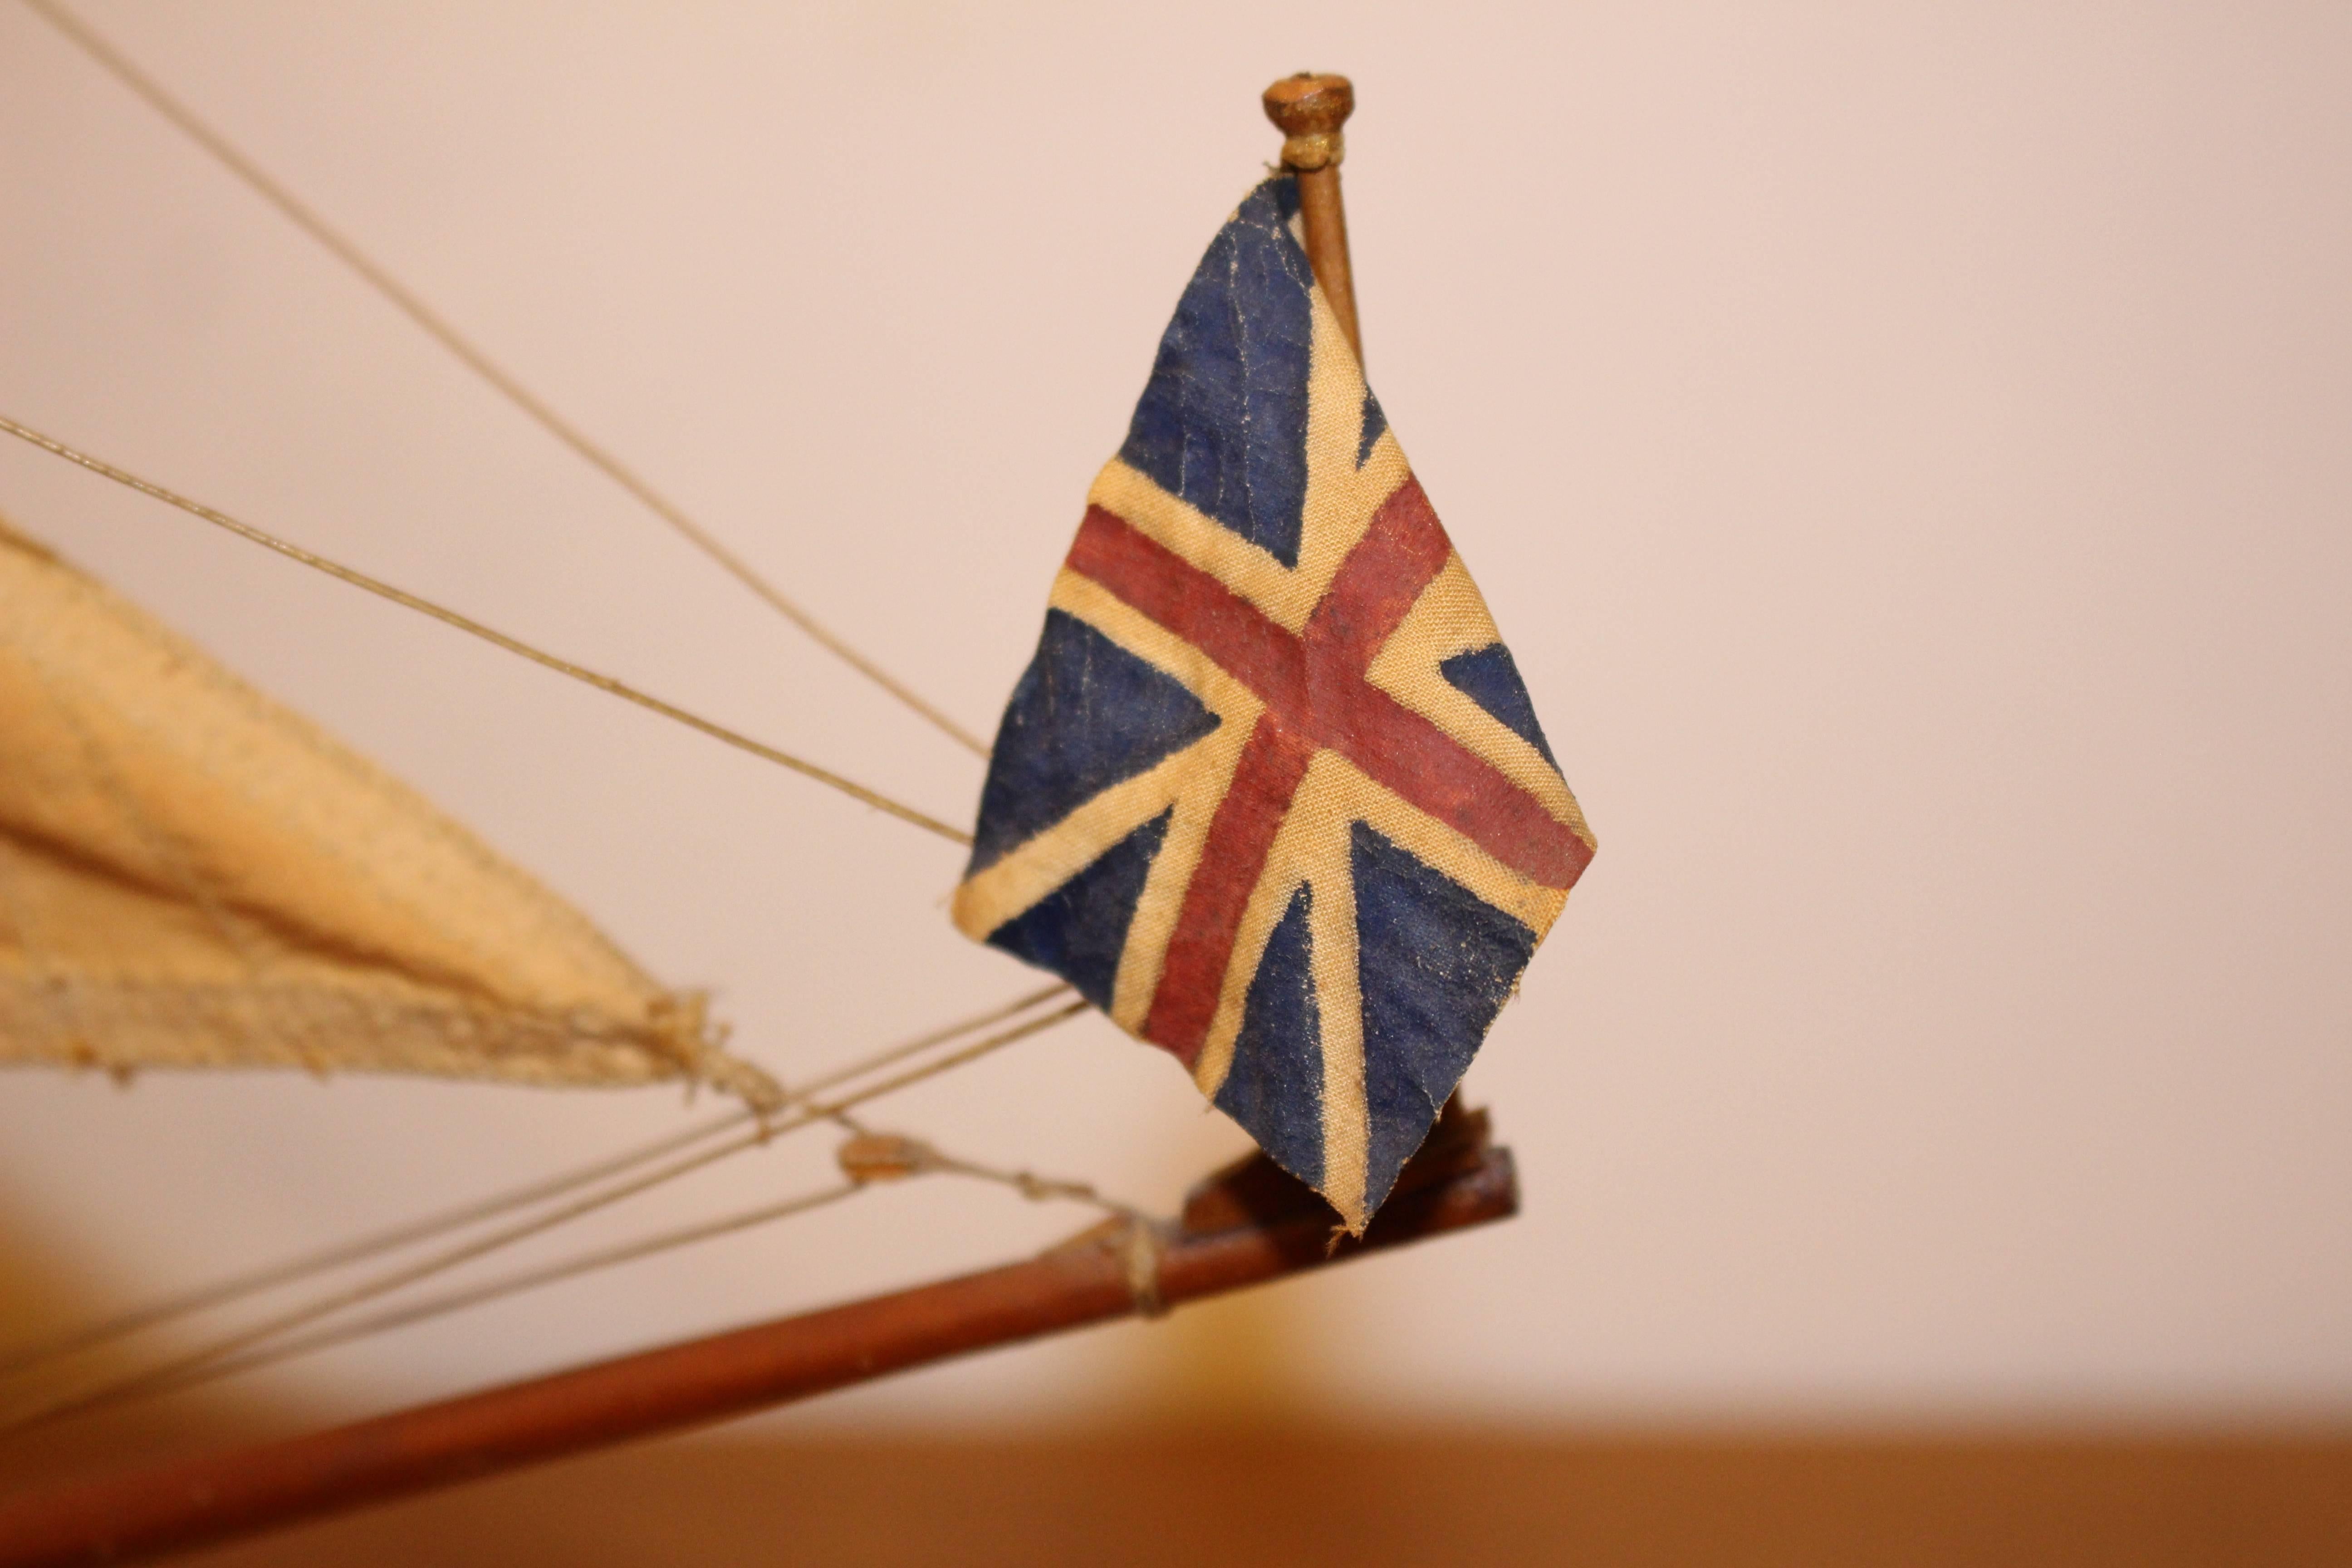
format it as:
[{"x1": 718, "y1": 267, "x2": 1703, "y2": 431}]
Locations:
[{"x1": 955, "y1": 177, "x2": 1593, "y2": 1230}]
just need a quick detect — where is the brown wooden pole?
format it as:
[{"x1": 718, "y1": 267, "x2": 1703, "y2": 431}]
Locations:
[
  {"x1": 0, "y1": 77, "x2": 1463, "y2": 1565},
  {"x1": 1264, "y1": 72, "x2": 1361, "y2": 362},
  {"x1": 0, "y1": 1130, "x2": 1514, "y2": 1567}
]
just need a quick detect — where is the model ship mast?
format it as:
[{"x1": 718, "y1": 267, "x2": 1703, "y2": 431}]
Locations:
[
  {"x1": 0, "y1": 75, "x2": 1525, "y2": 1568},
  {"x1": 1264, "y1": 72, "x2": 1364, "y2": 361}
]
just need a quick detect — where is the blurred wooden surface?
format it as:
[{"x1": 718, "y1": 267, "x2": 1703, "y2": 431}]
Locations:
[{"x1": 10, "y1": 1423, "x2": 2344, "y2": 1567}]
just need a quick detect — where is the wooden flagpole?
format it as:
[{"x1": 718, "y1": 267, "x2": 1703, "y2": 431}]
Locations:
[
  {"x1": 1264, "y1": 72, "x2": 1361, "y2": 360},
  {"x1": 0, "y1": 1114, "x2": 1514, "y2": 1567}
]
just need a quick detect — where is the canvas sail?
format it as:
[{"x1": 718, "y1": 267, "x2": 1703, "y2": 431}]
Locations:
[{"x1": 0, "y1": 516, "x2": 779, "y2": 1108}]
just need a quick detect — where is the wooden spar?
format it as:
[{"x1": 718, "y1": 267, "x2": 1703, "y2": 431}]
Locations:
[
  {"x1": 0, "y1": 1113, "x2": 1516, "y2": 1567},
  {"x1": 1264, "y1": 73, "x2": 1362, "y2": 360},
  {"x1": 0, "y1": 72, "x2": 1518, "y2": 1566}
]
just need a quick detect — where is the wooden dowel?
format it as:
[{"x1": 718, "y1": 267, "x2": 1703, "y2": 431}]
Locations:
[
  {"x1": 1264, "y1": 72, "x2": 1361, "y2": 362},
  {"x1": 0, "y1": 1134, "x2": 1514, "y2": 1567}
]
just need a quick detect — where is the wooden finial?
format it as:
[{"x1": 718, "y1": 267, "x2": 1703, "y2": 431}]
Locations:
[{"x1": 1264, "y1": 72, "x2": 1362, "y2": 363}]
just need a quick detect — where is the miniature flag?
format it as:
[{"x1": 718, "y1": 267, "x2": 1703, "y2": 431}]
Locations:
[{"x1": 954, "y1": 176, "x2": 1593, "y2": 1230}]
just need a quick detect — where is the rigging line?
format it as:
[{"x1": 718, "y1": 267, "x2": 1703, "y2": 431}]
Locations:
[
  {"x1": 0, "y1": 415, "x2": 973, "y2": 847},
  {"x1": 80, "y1": 1113, "x2": 1137, "y2": 1410},
  {"x1": 79, "y1": 1101, "x2": 1141, "y2": 1408},
  {"x1": 794, "y1": 981, "x2": 1070, "y2": 1096},
  {"x1": 826, "y1": 1109, "x2": 1150, "y2": 1221},
  {"x1": 0, "y1": 1109, "x2": 749, "y2": 1387},
  {"x1": 23, "y1": 0, "x2": 993, "y2": 759},
  {"x1": 121, "y1": 1185, "x2": 868, "y2": 1405},
  {"x1": 0, "y1": 984, "x2": 1069, "y2": 1384},
  {"x1": 0, "y1": 1122, "x2": 784, "y2": 1434},
  {"x1": 812, "y1": 998, "x2": 1089, "y2": 1117},
  {"x1": 0, "y1": 997, "x2": 1087, "y2": 1435},
  {"x1": 930, "y1": 1149, "x2": 1147, "y2": 1220}
]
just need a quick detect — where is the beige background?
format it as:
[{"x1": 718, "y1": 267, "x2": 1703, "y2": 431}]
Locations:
[{"x1": 0, "y1": 0, "x2": 2347, "y2": 1432}]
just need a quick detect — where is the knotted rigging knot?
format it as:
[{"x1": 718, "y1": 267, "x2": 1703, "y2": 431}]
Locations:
[{"x1": 1116, "y1": 1214, "x2": 1168, "y2": 1319}]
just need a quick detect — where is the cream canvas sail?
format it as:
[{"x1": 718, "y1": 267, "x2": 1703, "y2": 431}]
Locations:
[{"x1": 0, "y1": 516, "x2": 779, "y2": 1108}]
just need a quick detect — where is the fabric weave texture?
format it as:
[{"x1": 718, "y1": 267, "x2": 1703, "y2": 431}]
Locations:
[
  {"x1": 955, "y1": 177, "x2": 1593, "y2": 1230},
  {"x1": 0, "y1": 516, "x2": 779, "y2": 1109}
]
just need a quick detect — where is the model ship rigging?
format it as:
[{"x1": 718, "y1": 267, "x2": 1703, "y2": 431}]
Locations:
[{"x1": 0, "y1": 30, "x2": 1592, "y2": 1563}]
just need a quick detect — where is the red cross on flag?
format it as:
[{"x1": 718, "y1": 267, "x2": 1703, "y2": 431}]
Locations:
[{"x1": 954, "y1": 176, "x2": 1594, "y2": 1231}]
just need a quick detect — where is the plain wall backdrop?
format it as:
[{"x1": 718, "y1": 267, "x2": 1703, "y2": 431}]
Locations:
[{"x1": 1, "y1": 0, "x2": 2347, "y2": 1429}]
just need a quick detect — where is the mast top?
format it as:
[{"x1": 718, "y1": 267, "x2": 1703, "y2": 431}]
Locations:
[
  {"x1": 1260, "y1": 73, "x2": 1362, "y2": 360},
  {"x1": 1263, "y1": 73, "x2": 1354, "y2": 171}
]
